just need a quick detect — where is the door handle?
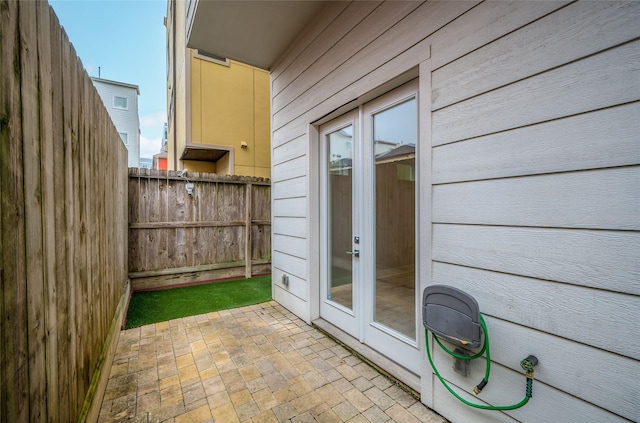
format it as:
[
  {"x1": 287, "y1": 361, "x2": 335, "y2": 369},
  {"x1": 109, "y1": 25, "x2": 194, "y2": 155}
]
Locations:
[{"x1": 346, "y1": 250, "x2": 360, "y2": 257}]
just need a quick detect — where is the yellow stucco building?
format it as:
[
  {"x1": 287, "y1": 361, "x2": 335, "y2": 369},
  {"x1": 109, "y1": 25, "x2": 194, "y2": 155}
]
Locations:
[{"x1": 165, "y1": 0, "x2": 270, "y2": 177}]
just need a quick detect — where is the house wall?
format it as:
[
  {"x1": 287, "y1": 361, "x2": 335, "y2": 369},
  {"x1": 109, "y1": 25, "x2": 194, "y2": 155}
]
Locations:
[
  {"x1": 269, "y1": 1, "x2": 640, "y2": 422},
  {"x1": 191, "y1": 56, "x2": 271, "y2": 177},
  {"x1": 93, "y1": 80, "x2": 140, "y2": 168},
  {"x1": 167, "y1": 1, "x2": 271, "y2": 177}
]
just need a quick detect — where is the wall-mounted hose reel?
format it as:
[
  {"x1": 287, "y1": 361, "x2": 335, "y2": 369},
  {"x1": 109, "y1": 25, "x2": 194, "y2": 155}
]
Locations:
[{"x1": 422, "y1": 285, "x2": 538, "y2": 411}]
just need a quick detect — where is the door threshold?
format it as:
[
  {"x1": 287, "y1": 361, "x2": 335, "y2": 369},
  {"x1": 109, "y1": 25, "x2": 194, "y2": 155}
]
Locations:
[{"x1": 312, "y1": 318, "x2": 421, "y2": 396}]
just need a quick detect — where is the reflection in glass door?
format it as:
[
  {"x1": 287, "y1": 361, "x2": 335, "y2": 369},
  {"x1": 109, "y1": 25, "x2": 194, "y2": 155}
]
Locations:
[
  {"x1": 372, "y1": 98, "x2": 417, "y2": 340},
  {"x1": 327, "y1": 125, "x2": 354, "y2": 310}
]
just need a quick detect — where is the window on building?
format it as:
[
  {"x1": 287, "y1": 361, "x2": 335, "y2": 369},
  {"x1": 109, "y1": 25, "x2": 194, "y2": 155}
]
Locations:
[
  {"x1": 119, "y1": 132, "x2": 128, "y2": 145},
  {"x1": 114, "y1": 96, "x2": 128, "y2": 109},
  {"x1": 194, "y1": 49, "x2": 230, "y2": 66}
]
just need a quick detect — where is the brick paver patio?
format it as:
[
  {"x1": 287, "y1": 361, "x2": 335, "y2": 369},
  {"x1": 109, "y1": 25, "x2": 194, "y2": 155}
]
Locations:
[{"x1": 99, "y1": 301, "x2": 446, "y2": 422}]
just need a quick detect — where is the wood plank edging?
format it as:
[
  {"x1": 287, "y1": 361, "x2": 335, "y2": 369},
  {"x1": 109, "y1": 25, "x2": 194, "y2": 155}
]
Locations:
[
  {"x1": 78, "y1": 280, "x2": 130, "y2": 423},
  {"x1": 128, "y1": 260, "x2": 272, "y2": 279},
  {"x1": 129, "y1": 220, "x2": 271, "y2": 229}
]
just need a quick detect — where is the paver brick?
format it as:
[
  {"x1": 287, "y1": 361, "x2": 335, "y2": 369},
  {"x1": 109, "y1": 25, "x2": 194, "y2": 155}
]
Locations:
[
  {"x1": 206, "y1": 390, "x2": 231, "y2": 408},
  {"x1": 331, "y1": 377, "x2": 355, "y2": 394},
  {"x1": 239, "y1": 364, "x2": 262, "y2": 381},
  {"x1": 385, "y1": 403, "x2": 422, "y2": 423},
  {"x1": 315, "y1": 383, "x2": 345, "y2": 408},
  {"x1": 351, "y1": 376, "x2": 374, "y2": 392},
  {"x1": 236, "y1": 400, "x2": 261, "y2": 421},
  {"x1": 363, "y1": 386, "x2": 395, "y2": 411},
  {"x1": 272, "y1": 402, "x2": 298, "y2": 421},
  {"x1": 182, "y1": 381, "x2": 206, "y2": 405},
  {"x1": 230, "y1": 388, "x2": 252, "y2": 407},
  {"x1": 408, "y1": 402, "x2": 447, "y2": 422},
  {"x1": 185, "y1": 397, "x2": 208, "y2": 412},
  {"x1": 174, "y1": 404, "x2": 212, "y2": 423},
  {"x1": 251, "y1": 410, "x2": 279, "y2": 423},
  {"x1": 291, "y1": 391, "x2": 324, "y2": 413},
  {"x1": 136, "y1": 391, "x2": 161, "y2": 414},
  {"x1": 315, "y1": 408, "x2": 343, "y2": 423},
  {"x1": 336, "y1": 363, "x2": 361, "y2": 381},
  {"x1": 254, "y1": 390, "x2": 279, "y2": 411},
  {"x1": 291, "y1": 411, "x2": 316, "y2": 423},
  {"x1": 384, "y1": 384, "x2": 417, "y2": 408},
  {"x1": 343, "y1": 388, "x2": 374, "y2": 412},
  {"x1": 363, "y1": 405, "x2": 392, "y2": 423},
  {"x1": 333, "y1": 400, "x2": 360, "y2": 421},
  {"x1": 211, "y1": 402, "x2": 241, "y2": 423}
]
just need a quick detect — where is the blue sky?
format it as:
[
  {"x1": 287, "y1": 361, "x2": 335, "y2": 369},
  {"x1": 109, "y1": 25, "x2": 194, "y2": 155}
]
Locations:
[{"x1": 50, "y1": 0, "x2": 167, "y2": 159}]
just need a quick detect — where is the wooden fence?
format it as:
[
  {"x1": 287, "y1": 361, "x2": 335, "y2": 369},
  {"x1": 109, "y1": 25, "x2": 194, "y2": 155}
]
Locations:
[
  {"x1": 0, "y1": 2, "x2": 129, "y2": 422},
  {"x1": 128, "y1": 169, "x2": 271, "y2": 291}
]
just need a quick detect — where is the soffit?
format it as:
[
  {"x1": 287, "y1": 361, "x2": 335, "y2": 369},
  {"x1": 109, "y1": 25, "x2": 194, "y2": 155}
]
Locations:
[
  {"x1": 186, "y1": 0, "x2": 325, "y2": 70},
  {"x1": 180, "y1": 144, "x2": 230, "y2": 162}
]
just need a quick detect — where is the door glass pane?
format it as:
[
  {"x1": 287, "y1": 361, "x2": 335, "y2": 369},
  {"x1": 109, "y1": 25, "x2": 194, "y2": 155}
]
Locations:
[
  {"x1": 373, "y1": 98, "x2": 416, "y2": 339},
  {"x1": 327, "y1": 125, "x2": 353, "y2": 309}
]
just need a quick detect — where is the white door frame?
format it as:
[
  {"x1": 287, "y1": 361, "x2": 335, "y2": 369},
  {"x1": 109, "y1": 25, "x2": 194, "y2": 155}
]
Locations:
[{"x1": 318, "y1": 80, "x2": 421, "y2": 374}]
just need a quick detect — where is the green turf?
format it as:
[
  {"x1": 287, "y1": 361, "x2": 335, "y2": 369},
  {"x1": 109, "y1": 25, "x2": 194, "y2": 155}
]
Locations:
[{"x1": 124, "y1": 276, "x2": 272, "y2": 329}]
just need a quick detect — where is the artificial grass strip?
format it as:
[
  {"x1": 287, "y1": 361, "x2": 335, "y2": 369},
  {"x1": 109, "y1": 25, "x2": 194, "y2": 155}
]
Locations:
[{"x1": 124, "y1": 276, "x2": 272, "y2": 329}]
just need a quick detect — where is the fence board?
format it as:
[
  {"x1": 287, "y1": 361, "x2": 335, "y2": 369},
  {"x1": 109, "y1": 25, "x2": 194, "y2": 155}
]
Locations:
[
  {"x1": 19, "y1": 2, "x2": 49, "y2": 420},
  {"x1": 1, "y1": 0, "x2": 29, "y2": 420},
  {"x1": 37, "y1": 3, "x2": 59, "y2": 421},
  {"x1": 128, "y1": 171, "x2": 271, "y2": 289},
  {"x1": 48, "y1": 7, "x2": 69, "y2": 421}
]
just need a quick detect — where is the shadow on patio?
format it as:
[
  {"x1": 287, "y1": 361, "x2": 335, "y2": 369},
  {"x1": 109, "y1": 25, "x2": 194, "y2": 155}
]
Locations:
[{"x1": 99, "y1": 301, "x2": 446, "y2": 423}]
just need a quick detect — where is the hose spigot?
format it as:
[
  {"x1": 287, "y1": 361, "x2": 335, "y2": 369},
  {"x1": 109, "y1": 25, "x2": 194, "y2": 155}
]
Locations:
[{"x1": 520, "y1": 355, "x2": 538, "y2": 374}]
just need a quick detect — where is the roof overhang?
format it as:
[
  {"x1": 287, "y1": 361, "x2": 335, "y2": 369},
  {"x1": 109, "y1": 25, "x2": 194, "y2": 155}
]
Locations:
[
  {"x1": 90, "y1": 77, "x2": 140, "y2": 94},
  {"x1": 186, "y1": 0, "x2": 326, "y2": 70},
  {"x1": 180, "y1": 143, "x2": 231, "y2": 162}
]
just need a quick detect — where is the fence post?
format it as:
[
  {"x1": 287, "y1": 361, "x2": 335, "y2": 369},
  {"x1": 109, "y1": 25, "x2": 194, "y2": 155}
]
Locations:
[{"x1": 245, "y1": 182, "x2": 253, "y2": 279}]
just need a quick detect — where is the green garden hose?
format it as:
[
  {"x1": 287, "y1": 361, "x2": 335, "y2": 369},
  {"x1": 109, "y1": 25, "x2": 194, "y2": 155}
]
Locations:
[{"x1": 425, "y1": 314, "x2": 537, "y2": 411}]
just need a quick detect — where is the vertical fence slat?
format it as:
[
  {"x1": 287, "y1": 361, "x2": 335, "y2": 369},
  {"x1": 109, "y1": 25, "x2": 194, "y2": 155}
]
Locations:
[
  {"x1": 49, "y1": 5, "x2": 70, "y2": 420},
  {"x1": 19, "y1": 1, "x2": 48, "y2": 421},
  {"x1": 36, "y1": 2, "x2": 58, "y2": 421},
  {"x1": 0, "y1": 0, "x2": 29, "y2": 420},
  {"x1": 75, "y1": 55, "x2": 87, "y2": 403},
  {"x1": 245, "y1": 183, "x2": 253, "y2": 278},
  {"x1": 61, "y1": 27, "x2": 78, "y2": 420}
]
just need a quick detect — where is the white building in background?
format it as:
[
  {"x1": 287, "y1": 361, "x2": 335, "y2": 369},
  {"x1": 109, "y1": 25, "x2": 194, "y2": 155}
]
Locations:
[
  {"x1": 139, "y1": 158, "x2": 152, "y2": 169},
  {"x1": 91, "y1": 77, "x2": 140, "y2": 168}
]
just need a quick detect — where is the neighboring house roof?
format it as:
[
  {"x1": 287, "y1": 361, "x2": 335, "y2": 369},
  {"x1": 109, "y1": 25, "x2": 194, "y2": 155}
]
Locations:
[
  {"x1": 90, "y1": 77, "x2": 140, "y2": 94},
  {"x1": 375, "y1": 144, "x2": 415, "y2": 162},
  {"x1": 329, "y1": 145, "x2": 415, "y2": 171},
  {"x1": 330, "y1": 157, "x2": 352, "y2": 170}
]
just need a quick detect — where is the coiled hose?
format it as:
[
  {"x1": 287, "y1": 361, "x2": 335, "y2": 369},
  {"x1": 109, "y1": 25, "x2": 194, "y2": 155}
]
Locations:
[{"x1": 425, "y1": 314, "x2": 537, "y2": 411}]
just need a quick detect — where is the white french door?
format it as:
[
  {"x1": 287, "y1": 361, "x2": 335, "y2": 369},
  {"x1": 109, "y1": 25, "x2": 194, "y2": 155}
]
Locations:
[{"x1": 319, "y1": 80, "x2": 420, "y2": 374}]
